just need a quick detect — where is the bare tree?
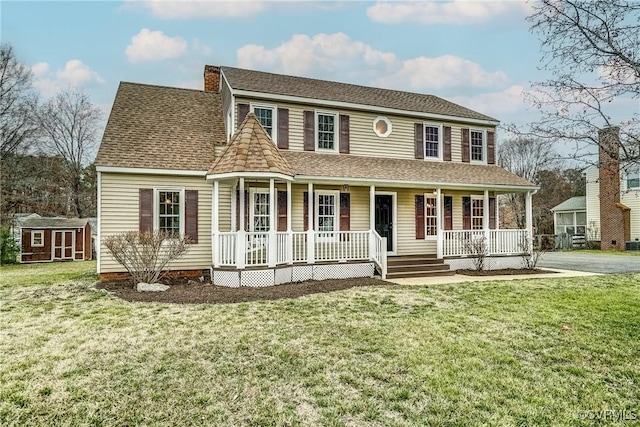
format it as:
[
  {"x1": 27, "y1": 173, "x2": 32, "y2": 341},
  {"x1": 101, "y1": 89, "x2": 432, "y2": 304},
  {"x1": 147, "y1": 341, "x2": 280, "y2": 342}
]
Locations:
[
  {"x1": 0, "y1": 43, "x2": 38, "y2": 160},
  {"x1": 37, "y1": 88, "x2": 101, "y2": 218},
  {"x1": 523, "y1": 0, "x2": 640, "y2": 165}
]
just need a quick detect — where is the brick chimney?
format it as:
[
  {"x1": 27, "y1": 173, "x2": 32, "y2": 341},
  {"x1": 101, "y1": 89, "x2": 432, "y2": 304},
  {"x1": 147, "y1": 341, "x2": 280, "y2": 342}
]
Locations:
[
  {"x1": 204, "y1": 65, "x2": 220, "y2": 92},
  {"x1": 598, "y1": 126, "x2": 630, "y2": 250}
]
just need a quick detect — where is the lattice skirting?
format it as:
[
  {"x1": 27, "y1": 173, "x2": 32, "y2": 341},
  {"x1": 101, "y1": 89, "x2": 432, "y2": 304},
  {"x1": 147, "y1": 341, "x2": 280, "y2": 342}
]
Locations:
[
  {"x1": 212, "y1": 262, "x2": 375, "y2": 287},
  {"x1": 444, "y1": 256, "x2": 523, "y2": 271}
]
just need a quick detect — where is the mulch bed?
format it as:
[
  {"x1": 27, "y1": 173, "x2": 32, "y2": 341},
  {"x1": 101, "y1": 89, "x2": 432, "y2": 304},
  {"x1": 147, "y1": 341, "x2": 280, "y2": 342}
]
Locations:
[
  {"x1": 457, "y1": 268, "x2": 556, "y2": 276},
  {"x1": 97, "y1": 276, "x2": 390, "y2": 305}
]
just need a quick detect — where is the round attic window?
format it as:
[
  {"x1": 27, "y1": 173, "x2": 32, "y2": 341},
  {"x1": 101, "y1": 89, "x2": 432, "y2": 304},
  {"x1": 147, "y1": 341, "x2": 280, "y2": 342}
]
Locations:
[{"x1": 373, "y1": 116, "x2": 392, "y2": 138}]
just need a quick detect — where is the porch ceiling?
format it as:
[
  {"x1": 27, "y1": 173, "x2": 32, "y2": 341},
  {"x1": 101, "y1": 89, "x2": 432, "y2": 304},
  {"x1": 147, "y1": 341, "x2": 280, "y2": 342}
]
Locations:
[{"x1": 280, "y1": 151, "x2": 536, "y2": 191}]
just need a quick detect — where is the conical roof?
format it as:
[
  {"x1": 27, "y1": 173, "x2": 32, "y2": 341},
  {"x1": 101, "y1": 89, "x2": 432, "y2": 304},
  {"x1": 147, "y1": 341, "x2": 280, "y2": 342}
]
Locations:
[{"x1": 208, "y1": 113, "x2": 294, "y2": 177}]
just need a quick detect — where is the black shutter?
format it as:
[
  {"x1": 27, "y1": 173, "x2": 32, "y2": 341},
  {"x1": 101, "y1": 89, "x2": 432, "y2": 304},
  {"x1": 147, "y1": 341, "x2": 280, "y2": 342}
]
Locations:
[
  {"x1": 415, "y1": 195, "x2": 425, "y2": 239},
  {"x1": 444, "y1": 196, "x2": 453, "y2": 230},
  {"x1": 340, "y1": 193, "x2": 350, "y2": 240},
  {"x1": 487, "y1": 131, "x2": 495, "y2": 164},
  {"x1": 303, "y1": 191, "x2": 314, "y2": 230},
  {"x1": 489, "y1": 197, "x2": 497, "y2": 229},
  {"x1": 463, "y1": 196, "x2": 471, "y2": 229},
  {"x1": 237, "y1": 103, "x2": 249, "y2": 127},
  {"x1": 277, "y1": 108, "x2": 289, "y2": 149},
  {"x1": 303, "y1": 111, "x2": 315, "y2": 151},
  {"x1": 462, "y1": 129, "x2": 470, "y2": 163},
  {"x1": 139, "y1": 189, "x2": 153, "y2": 232},
  {"x1": 235, "y1": 190, "x2": 249, "y2": 231},
  {"x1": 339, "y1": 115, "x2": 350, "y2": 154},
  {"x1": 277, "y1": 190, "x2": 287, "y2": 231},
  {"x1": 185, "y1": 190, "x2": 198, "y2": 243},
  {"x1": 414, "y1": 123, "x2": 424, "y2": 159},
  {"x1": 443, "y1": 126, "x2": 452, "y2": 161}
]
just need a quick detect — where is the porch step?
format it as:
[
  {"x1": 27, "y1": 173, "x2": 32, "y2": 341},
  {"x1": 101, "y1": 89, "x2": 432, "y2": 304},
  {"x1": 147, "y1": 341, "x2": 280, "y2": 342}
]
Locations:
[{"x1": 384, "y1": 255, "x2": 455, "y2": 279}]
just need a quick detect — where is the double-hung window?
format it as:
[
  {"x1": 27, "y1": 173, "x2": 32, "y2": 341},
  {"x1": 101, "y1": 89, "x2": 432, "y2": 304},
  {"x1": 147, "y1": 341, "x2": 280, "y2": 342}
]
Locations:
[
  {"x1": 316, "y1": 112, "x2": 338, "y2": 151},
  {"x1": 425, "y1": 197, "x2": 437, "y2": 236},
  {"x1": 250, "y1": 189, "x2": 270, "y2": 232},
  {"x1": 627, "y1": 170, "x2": 640, "y2": 190},
  {"x1": 155, "y1": 188, "x2": 184, "y2": 236},
  {"x1": 252, "y1": 104, "x2": 276, "y2": 141},
  {"x1": 31, "y1": 230, "x2": 44, "y2": 247},
  {"x1": 424, "y1": 125, "x2": 441, "y2": 159},
  {"x1": 316, "y1": 191, "x2": 339, "y2": 238},
  {"x1": 470, "y1": 130, "x2": 485, "y2": 162},
  {"x1": 471, "y1": 197, "x2": 484, "y2": 230}
]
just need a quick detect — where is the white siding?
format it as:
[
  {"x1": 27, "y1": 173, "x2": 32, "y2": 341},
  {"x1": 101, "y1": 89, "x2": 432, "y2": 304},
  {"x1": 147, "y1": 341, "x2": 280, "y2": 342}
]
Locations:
[
  {"x1": 621, "y1": 186, "x2": 640, "y2": 241},
  {"x1": 585, "y1": 166, "x2": 601, "y2": 238}
]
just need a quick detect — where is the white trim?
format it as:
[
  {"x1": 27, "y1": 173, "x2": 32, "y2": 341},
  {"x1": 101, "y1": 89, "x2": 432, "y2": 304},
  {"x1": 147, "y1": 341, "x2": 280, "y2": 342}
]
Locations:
[
  {"x1": 469, "y1": 129, "x2": 487, "y2": 165},
  {"x1": 206, "y1": 171, "x2": 294, "y2": 182},
  {"x1": 153, "y1": 187, "x2": 186, "y2": 236},
  {"x1": 31, "y1": 230, "x2": 44, "y2": 247},
  {"x1": 96, "y1": 170, "x2": 101, "y2": 272},
  {"x1": 470, "y1": 194, "x2": 485, "y2": 230},
  {"x1": 375, "y1": 191, "x2": 397, "y2": 255},
  {"x1": 250, "y1": 102, "x2": 277, "y2": 143},
  {"x1": 52, "y1": 230, "x2": 74, "y2": 260},
  {"x1": 372, "y1": 116, "x2": 392, "y2": 138},
  {"x1": 315, "y1": 110, "x2": 339, "y2": 153},
  {"x1": 293, "y1": 175, "x2": 538, "y2": 192},
  {"x1": 315, "y1": 190, "x2": 340, "y2": 240},
  {"x1": 96, "y1": 166, "x2": 206, "y2": 176},
  {"x1": 423, "y1": 123, "x2": 443, "y2": 161},
  {"x1": 249, "y1": 187, "x2": 271, "y2": 232},
  {"x1": 232, "y1": 89, "x2": 500, "y2": 126},
  {"x1": 424, "y1": 193, "x2": 438, "y2": 240}
]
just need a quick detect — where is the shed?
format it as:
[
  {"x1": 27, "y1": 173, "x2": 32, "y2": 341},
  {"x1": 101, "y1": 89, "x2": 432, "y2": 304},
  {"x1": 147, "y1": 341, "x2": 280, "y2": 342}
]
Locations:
[
  {"x1": 551, "y1": 196, "x2": 587, "y2": 236},
  {"x1": 20, "y1": 218, "x2": 92, "y2": 263}
]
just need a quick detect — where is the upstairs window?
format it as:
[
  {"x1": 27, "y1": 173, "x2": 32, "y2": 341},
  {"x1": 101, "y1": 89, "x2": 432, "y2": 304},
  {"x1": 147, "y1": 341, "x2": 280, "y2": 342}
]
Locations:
[
  {"x1": 316, "y1": 112, "x2": 338, "y2": 151},
  {"x1": 424, "y1": 125, "x2": 441, "y2": 159},
  {"x1": 252, "y1": 105, "x2": 276, "y2": 140},
  {"x1": 627, "y1": 170, "x2": 639, "y2": 189},
  {"x1": 471, "y1": 130, "x2": 484, "y2": 162}
]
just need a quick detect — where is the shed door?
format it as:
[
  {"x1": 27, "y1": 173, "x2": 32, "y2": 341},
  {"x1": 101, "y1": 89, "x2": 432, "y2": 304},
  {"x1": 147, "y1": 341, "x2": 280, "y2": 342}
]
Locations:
[{"x1": 53, "y1": 231, "x2": 74, "y2": 260}]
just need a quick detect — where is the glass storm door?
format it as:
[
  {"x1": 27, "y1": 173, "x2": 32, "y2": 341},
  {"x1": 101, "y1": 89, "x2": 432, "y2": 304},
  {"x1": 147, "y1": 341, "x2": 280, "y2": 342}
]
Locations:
[{"x1": 375, "y1": 195, "x2": 393, "y2": 252}]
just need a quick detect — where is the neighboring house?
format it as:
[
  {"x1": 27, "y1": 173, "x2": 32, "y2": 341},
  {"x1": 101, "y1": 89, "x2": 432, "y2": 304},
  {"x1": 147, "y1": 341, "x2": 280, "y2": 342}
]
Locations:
[
  {"x1": 20, "y1": 218, "x2": 92, "y2": 263},
  {"x1": 95, "y1": 66, "x2": 536, "y2": 285},
  {"x1": 551, "y1": 196, "x2": 587, "y2": 236}
]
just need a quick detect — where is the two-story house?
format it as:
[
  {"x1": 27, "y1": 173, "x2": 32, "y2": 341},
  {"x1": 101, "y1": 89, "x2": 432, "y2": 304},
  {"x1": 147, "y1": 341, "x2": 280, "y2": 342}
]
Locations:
[{"x1": 95, "y1": 65, "x2": 536, "y2": 286}]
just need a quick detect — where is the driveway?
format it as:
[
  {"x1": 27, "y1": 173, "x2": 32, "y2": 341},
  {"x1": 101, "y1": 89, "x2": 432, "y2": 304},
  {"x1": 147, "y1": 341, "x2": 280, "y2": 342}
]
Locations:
[{"x1": 538, "y1": 252, "x2": 640, "y2": 274}]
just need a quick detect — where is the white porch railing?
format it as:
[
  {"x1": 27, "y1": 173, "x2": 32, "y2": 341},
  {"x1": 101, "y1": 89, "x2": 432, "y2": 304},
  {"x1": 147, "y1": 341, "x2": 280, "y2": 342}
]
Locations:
[
  {"x1": 214, "y1": 230, "x2": 387, "y2": 278},
  {"x1": 442, "y1": 229, "x2": 529, "y2": 257}
]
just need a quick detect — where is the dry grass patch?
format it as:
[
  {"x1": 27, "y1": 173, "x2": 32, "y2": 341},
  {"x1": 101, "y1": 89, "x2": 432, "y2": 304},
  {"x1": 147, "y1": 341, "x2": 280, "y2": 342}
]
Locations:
[{"x1": 1, "y1": 262, "x2": 639, "y2": 426}]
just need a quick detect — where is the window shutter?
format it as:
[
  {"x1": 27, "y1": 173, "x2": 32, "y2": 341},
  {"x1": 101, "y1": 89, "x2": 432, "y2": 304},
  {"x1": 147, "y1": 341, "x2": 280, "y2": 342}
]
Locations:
[
  {"x1": 185, "y1": 190, "x2": 198, "y2": 243},
  {"x1": 462, "y1": 128, "x2": 470, "y2": 163},
  {"x1": 487, "y1": 131, "x2": 495, "y2": 165},
  {"x1": 463, "y1": 196, "x2": 471, "y2": 229},
  {"x1": 237, "y1": 103, "x2": 249, "y2": 127},
  {"x1": 415, "y1": 195, "x2": 425, "y2": 239},
  {"x1": 235, "y1": 190, "x2": 249, "y2": 231},
  {"x1": 443, "y1": 126, "x2": 452, "y2": 161},
  {"x1": 444, "y1": 196, "x2": 453, "y2": 230},
  {"x1": 340, "y1": 193, "x2": 350, "y2": 239},
  {"x1": 303, "y1": 191, "x2": 314, "y2": 230},
  {"x1": 277, "y1": 190, "x2": 287, "y2": 231},
  {"x1": 277, "y1": 108, "x2": 289, "y2": 149},
  {"x1": 139, "y1": 189, "x2": 153, "y2": 233},
  {"x1": 303, "y1": 111, "x2": 315, "y2": 151},
  {"x1": 339, "y1": 115, "x2": 350, "y2": 154},
  {"x1": 489, "y1": 197, "x2": 497, "y2": 229},
  {"x1": 414, "y1": 123, "x2": 424, "y2": 159}
]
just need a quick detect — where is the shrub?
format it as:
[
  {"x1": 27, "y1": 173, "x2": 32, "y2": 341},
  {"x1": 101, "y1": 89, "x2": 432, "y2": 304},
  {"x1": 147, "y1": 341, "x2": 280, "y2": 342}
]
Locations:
[
  {"x1": 0, "y1": 228, "x2": 20, "y2": 265},
  {"x1": 103, "y1": 230, "x2": 191, "y2": 285},
  {"x1": 520, "y1": 235, "x2": 545, "y2": 270},
  {"x1": 462, "y1": 233, "x2": 488, "y2": 271}
]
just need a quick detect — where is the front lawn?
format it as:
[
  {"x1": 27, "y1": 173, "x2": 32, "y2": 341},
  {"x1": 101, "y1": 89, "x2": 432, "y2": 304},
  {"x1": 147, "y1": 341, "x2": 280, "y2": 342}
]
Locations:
[{"x1": 1, "y1": 262, "x2": 638, "y2": 426}]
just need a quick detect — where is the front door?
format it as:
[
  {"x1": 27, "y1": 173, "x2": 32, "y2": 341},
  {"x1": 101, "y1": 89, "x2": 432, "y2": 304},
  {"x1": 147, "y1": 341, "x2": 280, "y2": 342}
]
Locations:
[
  {"x1": 53, "y1": 231, "x2": 74, "y2": 260},
  {"x1": 375, "y1": 195, "x2": 393, "y2": 252}
]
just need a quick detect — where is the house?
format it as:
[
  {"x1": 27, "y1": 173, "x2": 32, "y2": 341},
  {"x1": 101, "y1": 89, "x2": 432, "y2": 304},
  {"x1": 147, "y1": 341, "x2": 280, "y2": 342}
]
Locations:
[
  {"x1": 20, "y1": 217, "x2": 92, "y2": 263},
  {"x1": 95, "y1": 65, "x2": 537, "y2": 285},
  {"x1": 582, "y1": 127, "x2": 638, "y2": 250}
]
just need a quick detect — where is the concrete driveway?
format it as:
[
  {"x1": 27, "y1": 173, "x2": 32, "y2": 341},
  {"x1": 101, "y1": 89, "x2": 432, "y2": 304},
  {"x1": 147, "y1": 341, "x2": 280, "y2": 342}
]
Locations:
[{"x1": 537, "y1": 252, "x2": 640, "y2": 274}]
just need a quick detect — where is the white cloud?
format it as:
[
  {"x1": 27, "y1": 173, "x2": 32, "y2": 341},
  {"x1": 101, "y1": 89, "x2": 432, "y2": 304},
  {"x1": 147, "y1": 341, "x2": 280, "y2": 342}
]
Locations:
[
  {"x1": 125, "y1": 29, "x2": 187, "y2": 63},
  {"x1": 32, "y1": 60, "x2": 104, "y2": 97},
  {"x1": 451, "y1": 85, "x2": 527, "y2": 118},
  {"x1": 367, "y1": 0, "x2": 532, "y2": 25},
  {"x1": 376, "y1": 55, "x2": 508, "y2": 91},
  {"x1": 127, "y1": 0, "x2": 267, "y2": 19},
  {"x1": 237, "y1": 33, "x2": 506, "y2": 91}
]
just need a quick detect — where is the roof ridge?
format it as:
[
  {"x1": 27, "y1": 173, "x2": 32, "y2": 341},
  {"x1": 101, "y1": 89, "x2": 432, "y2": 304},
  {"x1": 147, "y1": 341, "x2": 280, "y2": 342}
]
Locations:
[{"x1": 118, "y1": 81, "x2": 213, "y2": 94}]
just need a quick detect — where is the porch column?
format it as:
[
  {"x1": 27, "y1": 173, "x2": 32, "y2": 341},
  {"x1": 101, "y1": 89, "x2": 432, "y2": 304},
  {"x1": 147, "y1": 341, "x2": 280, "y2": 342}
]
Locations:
[
  {"x1": 525, "y1": 190, "x2": 533, "y2": 254},
  {"x1": 307, "y1": 182, "x2": 315, "y2": 264},
  {"x1": 436, "y1": 188, "x2": 443, "y2": 258},
  {"x1": 212, "y1": 180, "x2": 219, "y2": 268},
  {"x1": 483, "y1": 189, "x2": 491, "y2": 254},
  {"x1": 286, "y1": 181, "x2": 293, "y2": 264},
  {"x1": 231, "y1": 181, "x2": 237, "y2": 231},
  {"x1": 237, "y1": 177, "x2": 246, "y2": 269},
  {"x1": 369, "y1": 185, "x2": 375, "y2": 260},
  {"x1": 268, "y1": 178, "x2": 277, "y2": 267}
]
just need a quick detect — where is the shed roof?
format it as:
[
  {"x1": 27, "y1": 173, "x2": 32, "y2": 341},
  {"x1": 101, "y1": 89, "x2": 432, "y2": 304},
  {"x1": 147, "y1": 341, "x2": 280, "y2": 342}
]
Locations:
[
  {"x1": 220, "y1": 66, "x2": 498, "y2": 123},
  {"x1": 551, "y1": 196, "x2": 587, "y2": 212},
  {"x1": 22, "y1": 218, "x2": 90, "y2": 229}
]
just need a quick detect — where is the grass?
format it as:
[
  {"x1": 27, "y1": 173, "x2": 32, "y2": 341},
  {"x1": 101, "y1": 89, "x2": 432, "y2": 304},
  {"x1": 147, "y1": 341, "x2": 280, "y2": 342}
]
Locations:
[{"x1": 1, "y1": 262, "x2": 639, "y2": 426}]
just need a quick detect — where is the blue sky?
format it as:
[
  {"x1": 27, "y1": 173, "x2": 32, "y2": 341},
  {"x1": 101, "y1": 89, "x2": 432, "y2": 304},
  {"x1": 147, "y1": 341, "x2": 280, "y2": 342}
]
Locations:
[{"x1": 4, "y1": 1, "x2": 550, "y2": 147}]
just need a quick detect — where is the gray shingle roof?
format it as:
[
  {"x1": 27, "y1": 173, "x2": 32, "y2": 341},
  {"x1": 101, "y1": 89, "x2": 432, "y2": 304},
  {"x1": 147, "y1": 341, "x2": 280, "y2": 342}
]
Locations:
[
  {"x1": 95, "y1": 82, "x2": 225, "y2": 171},
  {"x1": 551, "y1": 196, "x2": 587, "y2": 212},
  {"x1": 220, "y1": 66, "x2": 498, "y2": 123},
  {"x1": 281, "y1": 151, "x2": 535, "y2": 188},
  {"x1": 22, "y1": 218, "x2": 89, "y2": 229}
]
